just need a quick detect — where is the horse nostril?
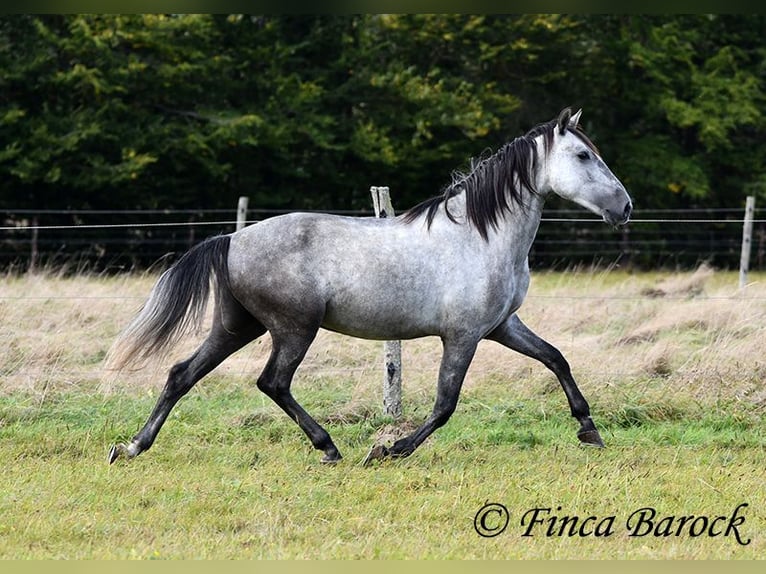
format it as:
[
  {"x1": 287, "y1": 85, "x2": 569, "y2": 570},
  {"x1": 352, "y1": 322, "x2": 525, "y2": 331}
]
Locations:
[{"x1": 623, "y1": 202, "x2": 632, "y2": 220}]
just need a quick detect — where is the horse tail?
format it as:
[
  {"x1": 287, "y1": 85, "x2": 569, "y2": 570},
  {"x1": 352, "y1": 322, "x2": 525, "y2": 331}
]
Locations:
[{"x1": 107, "y1": 235, "x2": 232, "y2": 370}]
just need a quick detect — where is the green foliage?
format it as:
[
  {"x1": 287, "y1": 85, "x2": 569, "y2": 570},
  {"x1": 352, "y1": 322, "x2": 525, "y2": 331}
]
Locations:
[
  {"x1": 616, "y1": 15, "x2": 766, "y2": 204},
  {"x1": 2, "y1": 15, "x2": 766, "y2": 215},
  {"x1": 1, "y1": 386, "x2": 764, "y2": 558}
]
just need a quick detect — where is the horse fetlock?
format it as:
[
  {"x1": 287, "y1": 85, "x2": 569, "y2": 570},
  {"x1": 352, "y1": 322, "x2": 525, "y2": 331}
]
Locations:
[{"x1": 389, "y1": 437, "x2": 415, "y2": 457}]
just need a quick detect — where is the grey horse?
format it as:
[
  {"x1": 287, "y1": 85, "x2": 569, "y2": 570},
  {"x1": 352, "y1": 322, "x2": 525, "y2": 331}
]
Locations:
[{"x1": 108, "y1": 108, "x2": 632, "y2": 465}]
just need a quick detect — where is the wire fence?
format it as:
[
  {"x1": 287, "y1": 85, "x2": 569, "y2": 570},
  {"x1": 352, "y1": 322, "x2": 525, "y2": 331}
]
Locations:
[{"x1": 2, "y1": 205, "x2": 765, "y2": 273}]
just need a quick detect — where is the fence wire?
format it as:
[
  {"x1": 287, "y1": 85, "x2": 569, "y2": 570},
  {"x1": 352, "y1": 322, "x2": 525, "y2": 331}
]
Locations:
[{"x1": 2, "y1": 206, "x2": 765, "y2": 272}]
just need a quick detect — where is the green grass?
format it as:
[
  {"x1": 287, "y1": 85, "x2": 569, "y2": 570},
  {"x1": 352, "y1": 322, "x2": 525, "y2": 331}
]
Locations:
[{"x1": 1, "y1": 378, "x2": 764, "y2": 559}]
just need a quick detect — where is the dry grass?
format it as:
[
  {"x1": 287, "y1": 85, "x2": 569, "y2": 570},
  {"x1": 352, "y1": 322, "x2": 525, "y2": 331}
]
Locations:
[{"x1": 2, "y1": 267, "x2": 765, "y2": 417}]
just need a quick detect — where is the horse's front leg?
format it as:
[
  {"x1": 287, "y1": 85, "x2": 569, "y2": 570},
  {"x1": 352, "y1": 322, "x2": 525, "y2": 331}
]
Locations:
[
  {"x1": 364, "y1": 336, "x2": 478, "y2": 464},
  {"x1": 486, "y1": 313, "x2": 604, "y2": 447}
]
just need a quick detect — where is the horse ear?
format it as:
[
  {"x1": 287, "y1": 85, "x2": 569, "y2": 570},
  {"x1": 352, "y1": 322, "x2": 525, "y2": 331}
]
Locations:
[
  {"x1": 557, "y1": 108, "x2": 572, "y2": 134},
  {"x1": 570, "y1": 108, "x2": 583, "y2": 129}
]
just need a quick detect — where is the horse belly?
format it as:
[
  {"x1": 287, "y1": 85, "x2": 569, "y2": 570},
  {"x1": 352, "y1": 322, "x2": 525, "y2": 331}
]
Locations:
[{"x1": 322, "y1": 284, "x2": 439, "y2": 340}]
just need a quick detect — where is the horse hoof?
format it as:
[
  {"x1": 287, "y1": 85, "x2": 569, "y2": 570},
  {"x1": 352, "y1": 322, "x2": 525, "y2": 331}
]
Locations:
[
  {"x1": 320, "y1": 452, "x2": 342, "y2": 464},
  {"x1": 577, "y1": 429, "x2": 605, "y2": 447},
  {"x1": 108, "y1": 443, "x2": 126, "y2": 464},
  {"x1": 108, "y1": 441, "x2": 141, "y2": 464},
  {"x1": 362, "y1": 444, "x2": 389, "y2": 466}
]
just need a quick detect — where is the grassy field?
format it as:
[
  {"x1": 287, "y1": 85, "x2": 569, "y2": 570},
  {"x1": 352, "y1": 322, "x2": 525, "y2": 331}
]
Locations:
[{"x1": 1, "y1": 267, "x2": 765, "y2": 559}]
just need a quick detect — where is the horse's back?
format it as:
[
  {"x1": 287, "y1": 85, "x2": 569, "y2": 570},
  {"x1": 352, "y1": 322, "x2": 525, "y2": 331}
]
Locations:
[{"x1": 229, "y1": 212, "x2": 404, "y2": 274}]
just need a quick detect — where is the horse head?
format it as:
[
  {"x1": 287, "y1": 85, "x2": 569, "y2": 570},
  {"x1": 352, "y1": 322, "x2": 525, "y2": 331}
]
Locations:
[{"x1": 543, "y1": 108, "x2": 632, "y2": 227}]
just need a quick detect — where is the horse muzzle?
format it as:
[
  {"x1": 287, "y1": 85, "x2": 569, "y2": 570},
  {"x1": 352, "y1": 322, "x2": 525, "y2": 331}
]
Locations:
[{"x1": 603, "y1": 197, "x2": 632, "y2": 227}]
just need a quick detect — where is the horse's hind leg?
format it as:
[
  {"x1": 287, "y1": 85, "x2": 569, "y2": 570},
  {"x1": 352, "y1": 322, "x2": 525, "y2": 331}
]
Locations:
[
  {"x1": 109, "y1": 295, "x2": 265, "y2": 463},
  {"x1": 487, "y1": 313, "x2": 604, "y2": 447},
  {"x1": 256, "y1": 328, "x2": 342, "y2": 463}
]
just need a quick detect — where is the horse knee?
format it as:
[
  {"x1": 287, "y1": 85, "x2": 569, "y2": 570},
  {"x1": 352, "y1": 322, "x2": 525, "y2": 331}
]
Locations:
[
  {"x1": 256, "y1": 376, "x2": 277, "y2": 397},
  {"x1": 541, "y1": 345, "x2": 571, "y2": 375}
]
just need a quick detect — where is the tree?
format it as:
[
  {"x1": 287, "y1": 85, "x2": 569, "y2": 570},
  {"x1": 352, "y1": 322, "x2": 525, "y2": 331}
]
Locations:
[
  {"x1": 573, "y1": 15, "x2": 766, "y2": 209},
  {"x1": 2, "y1": 14, "x2": 765, "y2": 235}
]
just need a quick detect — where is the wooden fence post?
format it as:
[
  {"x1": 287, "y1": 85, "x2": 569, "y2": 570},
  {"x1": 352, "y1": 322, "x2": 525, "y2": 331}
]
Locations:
[
  {"x1": 237, "y1": 196, "x2": 249, "y2": 231},
  {"x1": 739, "y1": 196, "x2": 755, "y2": 289},
  {"x1": 370, "y1": 186, "x2": 403, "y2": 419},
  {"x1": 29, "y1": 216, "x2": 39, "y2": 273}
]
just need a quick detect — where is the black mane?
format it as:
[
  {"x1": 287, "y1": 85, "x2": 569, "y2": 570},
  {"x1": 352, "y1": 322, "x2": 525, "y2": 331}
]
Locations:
[{"x1": 402, "y1": 115, "x2": 598, "y2": 240}]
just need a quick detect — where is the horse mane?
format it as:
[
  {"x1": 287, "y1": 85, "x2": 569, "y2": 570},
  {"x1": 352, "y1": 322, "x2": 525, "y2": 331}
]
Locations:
[{"x1": 402, "y1": 114, "x2": 599, "y2": 241}]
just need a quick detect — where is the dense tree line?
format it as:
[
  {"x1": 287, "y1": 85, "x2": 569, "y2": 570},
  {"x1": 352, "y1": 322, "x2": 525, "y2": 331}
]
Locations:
[{"x1": 2, "y1": 14, "x2": 765, "y2": 222}]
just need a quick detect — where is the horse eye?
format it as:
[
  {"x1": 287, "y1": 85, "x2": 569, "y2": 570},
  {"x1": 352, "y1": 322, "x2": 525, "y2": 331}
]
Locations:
[{"x1": 577, "y1": 151, "x2": 590, "y2": 161}]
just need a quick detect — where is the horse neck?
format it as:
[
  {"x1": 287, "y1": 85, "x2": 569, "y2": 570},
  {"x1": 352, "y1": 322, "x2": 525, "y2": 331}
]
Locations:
[
  {"x1": 435, "y1": 183, "x2": 546, "y2": 262},
  {"x1": 475, "y1": 133, "x2": 548, "y2": 255},
  {"x1": 491, "y1": 186, "x2": 546, "y2": 261},
  {"x1": 491, "y1": 135, "x2": 550, "y2": 258}
]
